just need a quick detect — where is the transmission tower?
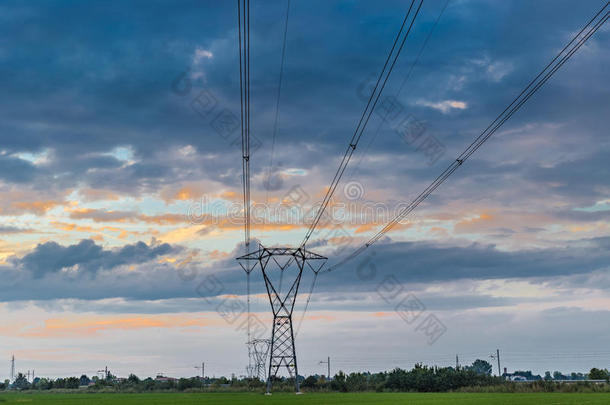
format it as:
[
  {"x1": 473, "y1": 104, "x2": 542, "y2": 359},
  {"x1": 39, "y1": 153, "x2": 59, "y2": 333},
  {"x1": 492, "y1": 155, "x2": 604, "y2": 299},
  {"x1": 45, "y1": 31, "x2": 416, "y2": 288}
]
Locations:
[
  {"x1": 248, "y1": 338, "x2": 271, "y2": 381},
  {"x1": 10, "y1": 355, "x2": 15, "y2": 381},
  {"x1": 237, "y1": 245, "x2": 326, "y2": 393}
]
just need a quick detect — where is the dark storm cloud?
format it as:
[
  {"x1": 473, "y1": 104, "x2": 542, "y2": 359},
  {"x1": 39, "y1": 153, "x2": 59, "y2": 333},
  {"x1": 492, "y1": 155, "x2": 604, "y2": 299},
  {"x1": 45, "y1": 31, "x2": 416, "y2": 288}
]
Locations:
[
  {"x1": 16, "y1": 239, "x2": 179, "y2": 278},
  {"x1": 0, "y1": 0, "x2": 607, "y2": 310},
  {"x1": 0, "y1": 0, "x2": 606, "y2": 197},
  {"x1": 25, "y1": 291, "x2": 524, "y2": 315},
  {"x1": 527, "y1": 151, "x2": 610, "y2": 200},
  {"x1": 555, "y1": 209, "x2": 610, "y2": 223},
  {"x1": 1, "y1": 236, "x2": 608, "y2": 303},
  {"x1": 0, "y1": 156, "x2": 39, "y2": 183},
  {"x1": 312, "y1": 236, "x2": 610, "y2": 294}
]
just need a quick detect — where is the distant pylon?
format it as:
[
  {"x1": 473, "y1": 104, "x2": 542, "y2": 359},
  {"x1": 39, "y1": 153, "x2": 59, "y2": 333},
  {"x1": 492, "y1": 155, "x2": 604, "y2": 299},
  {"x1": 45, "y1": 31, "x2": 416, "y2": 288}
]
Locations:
[
  {"x1": 248, "y1": 338, "x2": 271, "y2": 381},
  {"x1": 10, "y1": 355, "x2": 15, "y2": 381}
]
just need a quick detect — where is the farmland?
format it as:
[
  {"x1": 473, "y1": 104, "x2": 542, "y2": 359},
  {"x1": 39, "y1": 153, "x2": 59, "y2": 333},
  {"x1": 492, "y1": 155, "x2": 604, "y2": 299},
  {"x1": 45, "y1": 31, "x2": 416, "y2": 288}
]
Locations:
[{"x1": 1, "y1": 392, "x2": 610, "y2": 404}]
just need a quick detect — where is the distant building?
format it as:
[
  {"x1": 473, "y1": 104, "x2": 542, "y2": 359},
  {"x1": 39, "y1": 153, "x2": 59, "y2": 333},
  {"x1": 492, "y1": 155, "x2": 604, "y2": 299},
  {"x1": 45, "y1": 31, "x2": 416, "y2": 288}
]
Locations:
[{"x1": 502, "y1": 369, "x2": 542, "y2": 381}]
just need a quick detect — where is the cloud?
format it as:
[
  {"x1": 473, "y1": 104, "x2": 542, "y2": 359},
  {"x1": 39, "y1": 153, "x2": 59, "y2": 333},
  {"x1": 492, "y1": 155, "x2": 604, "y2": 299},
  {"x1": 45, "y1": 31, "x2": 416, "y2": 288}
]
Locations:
[
  {"x1": 17, "y1": 239, "x2": 179, "y2": 278},
  {"x1": 486, "y1": 60, "x2": 514, "y2": 82},
  {"x1": 69, "y1": 208, "x2": 136, "y2": 222},
  {"x1": 471, "y1": 56, "x2": 514, "y2": 82},
  {"x1": 12, "y1": 200, "x2": 65, "y2": 215},
  {"x1": 193, "y1": 47, "x2": 214, "y2": 63},
  {"x1": 416, "y1": 99, "x2": 468, "y2": 113},
  {"x1": 0, "y1": 0, "x2": 606, "y2": 322},
  {"x1": 0, "y1": 226, "x2": 32, "y2": 234},
  {"x1": 20, "y1": 315, "x2": 217, "y2": 338},
  {"x1": 0, "y1": 235, "x2": 607, "y2": 304},
  {"x1": 0, "y1": 155, "x2": 39, "y2": 183},
  {"x1": 77, "y1": 188, "x2": 121, "y2": 202},
  {"x1": 315, "y1": 237, "x2": 610, "y2": 291}
]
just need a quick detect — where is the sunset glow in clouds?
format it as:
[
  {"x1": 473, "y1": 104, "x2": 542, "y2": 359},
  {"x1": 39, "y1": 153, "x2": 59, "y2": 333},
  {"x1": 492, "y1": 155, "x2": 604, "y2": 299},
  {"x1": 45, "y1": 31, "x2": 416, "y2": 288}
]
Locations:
[{"x1": 0, "y1": 0, "x2": 609, "y2": 378}]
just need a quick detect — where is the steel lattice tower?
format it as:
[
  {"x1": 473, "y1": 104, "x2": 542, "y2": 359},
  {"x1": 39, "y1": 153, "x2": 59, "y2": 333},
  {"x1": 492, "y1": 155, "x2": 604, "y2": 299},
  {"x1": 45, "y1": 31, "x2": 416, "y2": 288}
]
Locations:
[
  {"x1": 238, "y1": 245, "x2": 326, "y2": 393},
  {"x1": 248, "y1": 338, "x2": 271, "y2": 381}
]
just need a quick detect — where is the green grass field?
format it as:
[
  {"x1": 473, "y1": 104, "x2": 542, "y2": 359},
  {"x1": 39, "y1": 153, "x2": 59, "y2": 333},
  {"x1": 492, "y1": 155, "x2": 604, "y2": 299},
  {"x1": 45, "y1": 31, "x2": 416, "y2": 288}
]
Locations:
[{"x1": 1, "y1": 392, "x2": 610, "y2": 404}]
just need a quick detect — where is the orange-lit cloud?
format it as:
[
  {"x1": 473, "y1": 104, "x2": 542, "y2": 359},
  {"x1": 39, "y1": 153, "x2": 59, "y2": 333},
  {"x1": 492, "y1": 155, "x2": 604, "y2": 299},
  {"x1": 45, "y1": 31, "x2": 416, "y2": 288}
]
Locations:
[
  {"x1": 209, "y1": 250, "x2": 230, "y2": 260},
  {"x1": 454, "y1": 212, "x2": 494, "y2": 233},
  {"x1": 68, "y1": 208, "x2": 134, "y2": 222},
  {"x1": 220, "y1": 190, "x2": 238, "y2": 200},
  {"x1": 66, "y1": 208, "x2": 187, "y2": 226},
  {"x1": 159, "y1": 183, "x2": 206, "y2": 202},
  {"x1": 139, "y1": 213, "x2": 186, "y2": 225},
  {"x1": 354, "y1": 223, "x2": 377, "y2": 234},
  {"x1": 429, "y1": 226, "x2": 449, "y2": 236},
  {"x1": 373, "y1": 312, "x2": 393, "y2": 318},
  {"x1": 22, "y1": 315, "x2": 219, "y2": 337},
  {"x1": 305, "y1": 315, "x2": 336, "y2": 321},
  {"x1": 13, "y1": 200, "x2": 64, "y2": 215}
]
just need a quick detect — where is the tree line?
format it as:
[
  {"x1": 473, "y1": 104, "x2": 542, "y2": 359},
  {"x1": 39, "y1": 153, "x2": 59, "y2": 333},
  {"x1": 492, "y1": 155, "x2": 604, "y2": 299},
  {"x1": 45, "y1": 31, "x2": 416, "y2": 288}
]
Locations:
[{"x1": 1, "y1": 360, "x2": 608, "y2": 393}]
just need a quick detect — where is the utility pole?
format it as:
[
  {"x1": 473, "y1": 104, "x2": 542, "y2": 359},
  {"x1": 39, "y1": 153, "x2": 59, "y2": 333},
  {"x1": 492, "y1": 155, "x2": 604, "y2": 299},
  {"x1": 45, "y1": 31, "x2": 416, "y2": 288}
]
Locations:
[
  {"x1": 456, "y1": 355, "x2": 459, "y2": 370},
  {"x1": 319, "y1": 356, "x2": 330, "y2": 380},
  {"x1": 195, "y1": 362, "x2": 204, "y2": 380},
  {"x1": 490, "y1": 349, "x2": 501, "y2": 377}
]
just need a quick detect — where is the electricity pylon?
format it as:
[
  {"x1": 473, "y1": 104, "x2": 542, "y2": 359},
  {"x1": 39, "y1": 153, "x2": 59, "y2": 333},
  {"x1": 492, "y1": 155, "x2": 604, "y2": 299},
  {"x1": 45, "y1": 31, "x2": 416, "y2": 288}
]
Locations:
[
  {"x1": 237, "y1": 245, "x2": 326, "y2": 393},
  {"x1": 248, "y1": 338, "x2": 271, "y2": 381}
]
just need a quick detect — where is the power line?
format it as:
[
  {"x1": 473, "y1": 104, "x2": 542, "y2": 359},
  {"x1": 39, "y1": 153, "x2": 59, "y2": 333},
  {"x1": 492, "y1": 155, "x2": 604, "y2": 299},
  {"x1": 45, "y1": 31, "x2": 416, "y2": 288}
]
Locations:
[
  {"x1": 348, "y1": 0, "x2": 451, "y2": 180},
  {"x1": 265, "y1": 0, "x2": 291, "y2": 205},
  {"x1": 295, "y1": 271, "x2": 318, "y2": 337},
  {"x1": 293, "y1": 0, "x2": 425, "y2": 343},
  {"x1": 300, "y1": 0, "x2": 424, "y2": 248},
  {"x1": 238, "y1": 0, "x2": 251, "y2": 250},
  {"x1": 325, "y1": 2, "x2": 610, "y2": 272},
  {"x1": 237, "y1": 0, "x2": 252, "y2": 378}
]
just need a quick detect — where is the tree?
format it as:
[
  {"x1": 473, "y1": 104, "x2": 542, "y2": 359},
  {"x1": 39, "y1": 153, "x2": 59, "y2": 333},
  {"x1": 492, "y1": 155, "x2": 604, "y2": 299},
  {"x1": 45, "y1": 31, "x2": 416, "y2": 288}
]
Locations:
[
  {"x1": 346, "y1": 372, "x2": 368, "y2": 391},
  {"x1": 79, "y1": 374, "x2": 91, "y2": 386},
  {"x1": 589, "y1": 368, "x2": 609, "y2": 380},
  {"x1": 330, "y1": 371, "x2": 347, "y2": 392},
  {"x1": 468, "y1": 359, "x2": 493, "y2": 376},
  {"x1": 301, "y1": 375, "x2": 318, "y2": 389},
  {"x1": 13, "y1": 373, "x2": 30, "y2": 390},
  {"x1": 127, "y1": 374, "x2": 140, "y2": 384},
  {"x1": 34, "y1": 378, "x2": 52, "y2": 390},
  {"x1": 65, "y1": 377, "x2": 80, "y2": 389}
]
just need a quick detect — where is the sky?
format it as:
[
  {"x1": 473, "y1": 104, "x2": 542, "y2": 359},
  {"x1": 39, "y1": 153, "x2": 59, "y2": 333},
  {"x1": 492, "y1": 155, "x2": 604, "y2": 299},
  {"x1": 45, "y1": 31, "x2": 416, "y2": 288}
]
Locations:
[{"x1": 0, "y1": 0, "x2": 609, "y2": 379}]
